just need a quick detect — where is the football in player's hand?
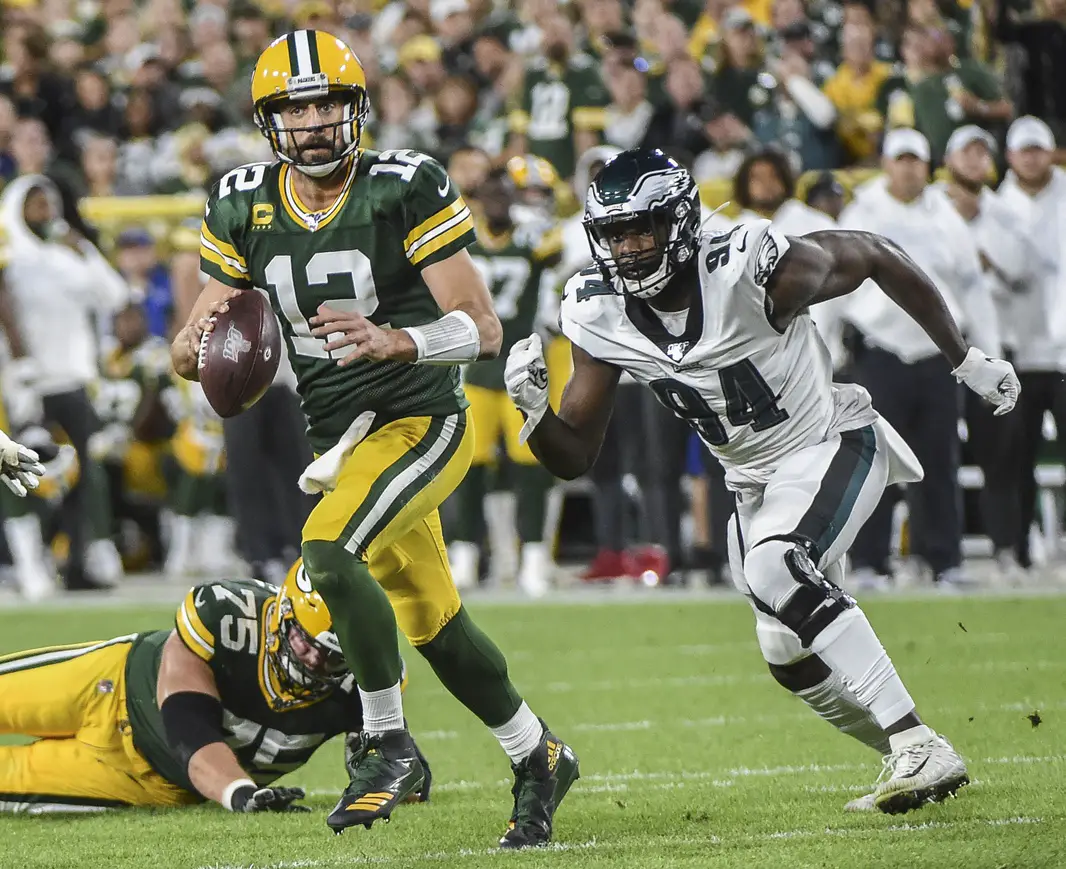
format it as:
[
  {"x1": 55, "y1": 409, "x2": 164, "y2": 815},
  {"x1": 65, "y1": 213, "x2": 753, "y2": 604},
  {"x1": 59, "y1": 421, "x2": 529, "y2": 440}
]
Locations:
[{"x1": 197, "y1": 290, "x2": 281, "y2": 418}]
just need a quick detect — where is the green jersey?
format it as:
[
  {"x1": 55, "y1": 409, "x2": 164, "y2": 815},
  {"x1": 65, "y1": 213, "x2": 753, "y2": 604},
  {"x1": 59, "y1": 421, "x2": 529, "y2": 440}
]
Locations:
[
  {"x1": 199, "y1": 150, "x2": 475, "y2": 455},
  {"x1": 464, "y1": 220, "x2": 562, "y2": 390},
  {"x1": 124, "y1": 578, "x2": 364, "y2": 795},
  {"x1": 510, "y1": 54, "x2": 609, "y2": 180}
]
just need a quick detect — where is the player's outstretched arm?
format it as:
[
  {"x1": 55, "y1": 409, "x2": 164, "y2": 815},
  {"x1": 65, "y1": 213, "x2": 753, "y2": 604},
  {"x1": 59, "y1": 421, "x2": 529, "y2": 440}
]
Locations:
[
  {"x1": 768, "y1": 230, "x2": 1019, "y2": 414},
  {"x1": 766, "y1": 231, "x2": 967, "y2": 366},
  {"x1": 170, "y1": 278, "x2": 243, "y2": 381},
  {"x1": 506, "y1": 336, "x2": 621, "y2": 480},
  {"x1": 156, "y1": 631, "x2": 307, "y2": 813}
]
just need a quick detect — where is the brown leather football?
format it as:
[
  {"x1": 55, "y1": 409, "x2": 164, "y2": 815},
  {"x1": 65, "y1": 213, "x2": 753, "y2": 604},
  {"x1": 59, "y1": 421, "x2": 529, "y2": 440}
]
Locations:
[{"x1": 197, "y1": 290, "x2": 282, "y2": 418}]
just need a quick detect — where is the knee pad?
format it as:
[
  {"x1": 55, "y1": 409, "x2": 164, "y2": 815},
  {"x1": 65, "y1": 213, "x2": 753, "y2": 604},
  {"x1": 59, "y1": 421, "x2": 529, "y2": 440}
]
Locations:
[{"x1": 746, "y1": 538, "x2": 855, "y2": 649}]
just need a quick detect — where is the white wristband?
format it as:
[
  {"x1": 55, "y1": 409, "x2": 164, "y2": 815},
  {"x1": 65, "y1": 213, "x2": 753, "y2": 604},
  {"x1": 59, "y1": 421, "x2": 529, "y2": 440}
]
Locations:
[
  {"x1": 402, "y1": 310, "x2": 481, "y2": 366},
  {"x1": 221, "y1": 777, "x2": 257, "y2": 811}
]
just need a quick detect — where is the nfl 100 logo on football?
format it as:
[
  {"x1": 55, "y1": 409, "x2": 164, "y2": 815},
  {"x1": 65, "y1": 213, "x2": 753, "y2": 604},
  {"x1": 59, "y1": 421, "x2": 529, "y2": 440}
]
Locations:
[{"x1": 223, "y1": 322, "x2": 252, "y2": 363}]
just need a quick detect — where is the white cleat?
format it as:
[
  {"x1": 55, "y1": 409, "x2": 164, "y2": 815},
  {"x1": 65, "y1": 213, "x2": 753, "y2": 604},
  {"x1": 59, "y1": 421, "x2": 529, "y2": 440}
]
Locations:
[
  {"x1": 844, "y1": 792, "x2": 877, "y2": 812},
  {"x1": 873, "y1": 730, "x2": 969, "y2": 814},
  {"x1": 85, "y1": 539, "x2": 124, "y2": 587},
  {"x1": 516, "y1": 542, "x2": 551, "y2": 598},
  {"x1": 448, "y1": 541, "x2": 480, "y2": 590}
]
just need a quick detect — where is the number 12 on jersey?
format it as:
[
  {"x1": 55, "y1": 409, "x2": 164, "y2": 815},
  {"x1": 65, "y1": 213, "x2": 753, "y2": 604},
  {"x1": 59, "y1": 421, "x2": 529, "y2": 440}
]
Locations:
[{"x1": 650, "y1": 359, "x2": 789, "y2": 446}]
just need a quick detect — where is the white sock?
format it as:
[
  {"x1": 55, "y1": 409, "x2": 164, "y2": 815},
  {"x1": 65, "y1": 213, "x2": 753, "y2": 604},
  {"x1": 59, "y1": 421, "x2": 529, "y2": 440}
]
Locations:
[
  {"x1": 810, "y1": 608, "x2": 916, "y2": 730},
  {"x1": 359, "y1": 682, "x2": 404, "y2": 735},
  {"x1": 794, "y1": 668, "x2": 891, "y2": 755},
  {"x1": 491, "y1": 702, "x2": 542, "y2": 763},
  {"x1": 888, "y1": 724, "x2": 934, "y2": 753}
]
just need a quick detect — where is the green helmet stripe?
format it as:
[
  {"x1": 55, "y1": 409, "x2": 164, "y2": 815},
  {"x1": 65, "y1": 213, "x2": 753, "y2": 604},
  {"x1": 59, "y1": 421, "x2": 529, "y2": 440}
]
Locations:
[
  {"x1": 306, "y1": 30, "x2": 322, "y2": 75},
  {"x1": 286, "y1": 32, "x2": 301, "y2": 76}
]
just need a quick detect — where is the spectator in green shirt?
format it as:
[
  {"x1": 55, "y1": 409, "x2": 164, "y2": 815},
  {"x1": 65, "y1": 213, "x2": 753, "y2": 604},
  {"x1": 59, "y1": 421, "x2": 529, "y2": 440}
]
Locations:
[
  {"x1": 910, "y1": 26, "x2": 1014, "y2": 163},
  {"x1": 508, "y1": 15, "x2": 609, "y2": 180}
]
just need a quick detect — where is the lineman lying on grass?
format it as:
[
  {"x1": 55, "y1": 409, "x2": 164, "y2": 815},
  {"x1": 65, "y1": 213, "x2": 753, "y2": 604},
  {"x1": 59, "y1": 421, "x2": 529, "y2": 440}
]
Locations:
[{"x1": 0, "y1": 560, "x2": 430, "y2": 813}]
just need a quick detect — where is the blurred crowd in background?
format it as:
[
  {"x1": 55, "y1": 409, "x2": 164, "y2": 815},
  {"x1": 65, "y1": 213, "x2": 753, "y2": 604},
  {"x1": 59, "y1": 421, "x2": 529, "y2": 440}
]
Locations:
[{"x1": 0, "y1": 0, "x2": 1065, "y2": 599}]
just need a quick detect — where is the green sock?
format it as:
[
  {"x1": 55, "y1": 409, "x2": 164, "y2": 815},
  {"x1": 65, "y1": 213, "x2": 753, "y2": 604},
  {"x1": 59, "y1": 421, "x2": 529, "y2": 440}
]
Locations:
[
  {"x1": 513, "y1": 464, "x2": 551, "y2": 543},
  {"x1": 444, "y1": 463, "x2": 488, "y2": 543},
  {"x1": 417, "y1": 606, "x2": 522, "y2": 728},
  {"x1": 302, "y1": 539, "x2": 402, "y2": 691}
]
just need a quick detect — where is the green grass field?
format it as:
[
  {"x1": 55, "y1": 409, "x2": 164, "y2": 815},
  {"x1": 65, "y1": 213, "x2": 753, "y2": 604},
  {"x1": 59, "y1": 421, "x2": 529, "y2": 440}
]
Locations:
[{"x1": 2, "y1": 590, "x2": 1065, "y2": 869}]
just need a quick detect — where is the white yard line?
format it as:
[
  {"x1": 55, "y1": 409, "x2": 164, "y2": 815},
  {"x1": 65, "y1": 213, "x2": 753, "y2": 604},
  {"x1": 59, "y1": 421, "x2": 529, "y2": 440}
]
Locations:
[{"x1": 195, "y1": 839, "x2": 601, "y2": 869}]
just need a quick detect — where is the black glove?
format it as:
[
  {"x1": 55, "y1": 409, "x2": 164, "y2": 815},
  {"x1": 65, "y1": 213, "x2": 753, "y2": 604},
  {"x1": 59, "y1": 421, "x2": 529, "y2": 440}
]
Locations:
[{"x1": 231, "y1": 785, "x2": 311, "y2": 813}]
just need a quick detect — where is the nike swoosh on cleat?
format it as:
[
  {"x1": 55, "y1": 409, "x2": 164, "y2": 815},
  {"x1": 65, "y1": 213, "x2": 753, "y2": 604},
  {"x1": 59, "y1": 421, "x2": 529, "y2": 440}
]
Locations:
[
  {"x1": 900, "y1": 757, "x2": 930, "y2": 779},
  {"x1": 438, "y1": 178, "x2": 451, "y2": 197}
]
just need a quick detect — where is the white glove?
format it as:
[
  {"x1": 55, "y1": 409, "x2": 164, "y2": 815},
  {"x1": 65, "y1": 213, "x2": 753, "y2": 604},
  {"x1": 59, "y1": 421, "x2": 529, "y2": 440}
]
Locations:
[
  {"x1": 0, "y1": 429, "x2": 45, "y2": 497},
  {"x1": 505, "y1": 334, "x2": 550, "y2": 444},
  {"x1": 952, "y1": 347, "x2": 1021, "y2": 416}
]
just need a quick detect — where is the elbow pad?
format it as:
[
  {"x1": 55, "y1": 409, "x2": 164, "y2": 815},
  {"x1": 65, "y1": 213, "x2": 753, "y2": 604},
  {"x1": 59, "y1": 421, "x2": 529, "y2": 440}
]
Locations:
[{"x1": 160, "y1": 691, "x2": 226, "y2": 772}]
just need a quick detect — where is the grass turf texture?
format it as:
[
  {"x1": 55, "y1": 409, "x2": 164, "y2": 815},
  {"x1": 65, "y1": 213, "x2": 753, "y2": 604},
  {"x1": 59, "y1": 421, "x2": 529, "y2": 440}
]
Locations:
[{"x1": 1, "y1": 593, "x2": 1064, "y2": 869}]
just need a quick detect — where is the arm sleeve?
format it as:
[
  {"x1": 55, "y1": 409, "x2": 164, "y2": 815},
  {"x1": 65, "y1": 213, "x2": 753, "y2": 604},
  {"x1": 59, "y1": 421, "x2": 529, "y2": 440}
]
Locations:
[
  {"x1": 785, "y1": 76, "x2": 837, "y2": 129},
  {"x1": 400, "y1": 155, "x2": 477, "y2": 269},
  {"x1": 174, "y1": 585, "x2": 217, "y2": 663},
  {"x1": 199, "y1": 189, "x2": 253, "y2": 290}
]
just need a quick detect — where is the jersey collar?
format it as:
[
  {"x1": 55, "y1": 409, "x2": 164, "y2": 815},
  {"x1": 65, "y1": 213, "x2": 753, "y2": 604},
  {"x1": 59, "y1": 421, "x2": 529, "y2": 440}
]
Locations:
[
  {"x1": 623, "y1": 270, "x2": 705, "y2": 365},
  {"x1": 278, "y1": 157, "x2": 358, "y2": 233}
]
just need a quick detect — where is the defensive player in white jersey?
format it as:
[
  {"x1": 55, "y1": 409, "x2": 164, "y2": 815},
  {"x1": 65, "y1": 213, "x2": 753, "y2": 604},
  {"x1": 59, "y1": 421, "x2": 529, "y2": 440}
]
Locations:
[{"x1": 505, "y1": 148, "x2": 1021, "y2": 814}]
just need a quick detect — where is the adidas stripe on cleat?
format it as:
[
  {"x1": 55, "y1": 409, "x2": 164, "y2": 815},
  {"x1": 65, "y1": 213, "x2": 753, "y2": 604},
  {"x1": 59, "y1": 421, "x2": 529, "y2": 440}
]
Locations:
[{"x1": 326, "y1": 730, "x2": 425, "y2": 833}]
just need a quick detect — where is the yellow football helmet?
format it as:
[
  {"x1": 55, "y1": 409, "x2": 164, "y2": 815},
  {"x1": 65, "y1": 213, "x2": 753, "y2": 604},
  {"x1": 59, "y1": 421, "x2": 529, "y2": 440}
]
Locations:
[
  {"x1": 251, "y1": 29, "x2": 370, "y2": 177},
  {"x1": 265, "y1": 558, "x2": 348, "y2": 701},
  {"x1": 506, "y1": 154, "x2": 559, "y2": 222}
]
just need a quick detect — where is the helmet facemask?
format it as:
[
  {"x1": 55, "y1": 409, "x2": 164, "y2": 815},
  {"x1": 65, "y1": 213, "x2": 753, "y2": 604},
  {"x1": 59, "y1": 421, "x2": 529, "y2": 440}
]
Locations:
[
  {"x1": 584, "y1": 197, "x2": 699, "y2": 300},
  {"x1": 267, "y1": 593, "x2": 348, "y2": 705},
  {"x1": 255, "y1": 78, "x2": 369, "y2": 178}
]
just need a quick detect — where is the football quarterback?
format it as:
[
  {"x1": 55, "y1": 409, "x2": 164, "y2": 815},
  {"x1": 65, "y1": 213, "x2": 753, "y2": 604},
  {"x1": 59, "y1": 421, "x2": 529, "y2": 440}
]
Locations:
[
  {"x1": 0, "y1": 562, "x2": 430, "y2": 814},
  {"x1": 506, "y1": 148, "x2": 1021, "y2": 814},
  {"x1": 169, "y1": 30, "x2": 578, "y2": 845}
]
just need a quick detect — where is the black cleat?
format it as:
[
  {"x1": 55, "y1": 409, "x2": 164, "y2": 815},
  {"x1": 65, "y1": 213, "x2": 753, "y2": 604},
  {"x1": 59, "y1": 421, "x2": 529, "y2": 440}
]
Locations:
[
  {"x1": 498, "y1": 721, "x2": 580, "y2": 850},
  {"x1": 326, "y1": 730, "x2": 425, "y2": 834}
]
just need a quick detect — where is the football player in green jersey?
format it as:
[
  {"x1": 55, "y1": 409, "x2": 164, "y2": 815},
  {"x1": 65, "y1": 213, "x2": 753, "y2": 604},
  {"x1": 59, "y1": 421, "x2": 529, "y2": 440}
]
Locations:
[
  {"x1": 0, "y1": 562, "x2": 430, "y2": 814},
  {"x1": 169, "y1": 30, "x2": 579, "y2": 846},
  {"x1": 446, "y1": 158, "x2": 562, "y2": 596}
]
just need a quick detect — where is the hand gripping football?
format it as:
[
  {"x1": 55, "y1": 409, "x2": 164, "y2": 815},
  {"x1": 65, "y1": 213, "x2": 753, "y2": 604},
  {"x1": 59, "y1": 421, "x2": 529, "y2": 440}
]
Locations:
[{"x1": 197, "y1": 290, "x2": 282, "y2": 418}]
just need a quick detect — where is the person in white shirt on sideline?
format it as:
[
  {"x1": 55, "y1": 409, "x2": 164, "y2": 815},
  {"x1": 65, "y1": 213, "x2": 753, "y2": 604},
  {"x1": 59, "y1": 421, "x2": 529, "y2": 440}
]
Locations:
[
  {"x1": 840, "y1": 128, "x2": 1000, "y2": 588},
  {"x1": 0, "y1": 175, "x2": 129, "y2": 592},
  {"x1": 937, "y1": 125, "x2": 1033, "y2": 582},
  {"x1": 732, "y1": 148, "x2": 850, "y2": 372},
  {"x1": 995, "y1": 116, "x2": 1066, "y2": 571}
]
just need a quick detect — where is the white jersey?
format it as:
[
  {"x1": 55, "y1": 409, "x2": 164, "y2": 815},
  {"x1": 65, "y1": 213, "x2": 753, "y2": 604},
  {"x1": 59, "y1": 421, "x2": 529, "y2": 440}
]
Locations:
[{"x1": 560, "y1": 219, "x2": 878, "y2": 491}]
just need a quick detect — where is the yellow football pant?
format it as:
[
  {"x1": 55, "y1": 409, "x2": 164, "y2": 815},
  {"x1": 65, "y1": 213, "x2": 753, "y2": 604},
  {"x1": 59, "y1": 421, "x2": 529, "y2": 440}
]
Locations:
[
  {"x1": 0, "y1": 637, "x2": 197, "y2": 811},
  {"x1": 303, "y1": 410, "x2": 474, "y2": 646},
  {"x1": 466, "y1": 384, "x2": 539, "y2": 466},
  {"x1": 546, "y1": 335, "x2": 572, "y2": 412}
]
